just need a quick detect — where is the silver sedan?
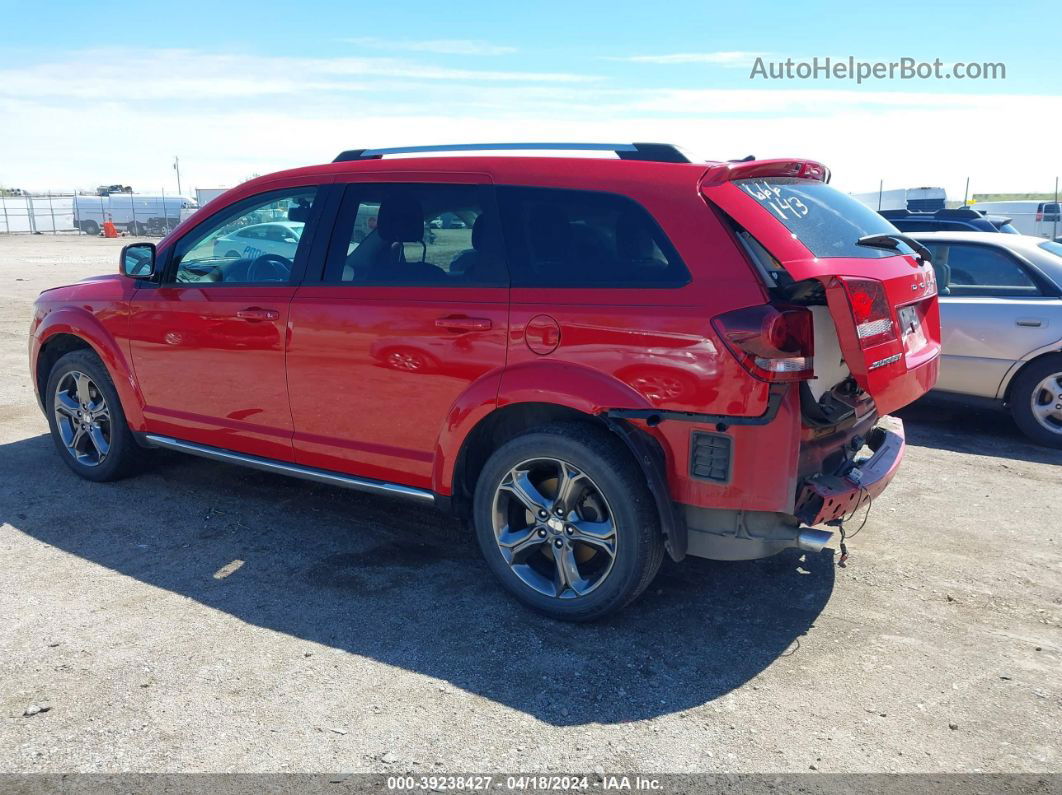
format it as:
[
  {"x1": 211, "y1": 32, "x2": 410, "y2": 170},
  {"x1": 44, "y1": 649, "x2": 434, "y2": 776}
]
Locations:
[{"x1": 911, "y1": 231, "x2": 1062, "y2": 447}]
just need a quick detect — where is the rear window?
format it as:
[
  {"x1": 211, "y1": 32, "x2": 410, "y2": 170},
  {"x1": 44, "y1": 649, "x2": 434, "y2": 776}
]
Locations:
[
  {"x1": 733, "y1": 178, "x2": 916, "y2": 259},
  {"x1": 1039, "y1": 241, "x2": 1062, "y2": 259}
]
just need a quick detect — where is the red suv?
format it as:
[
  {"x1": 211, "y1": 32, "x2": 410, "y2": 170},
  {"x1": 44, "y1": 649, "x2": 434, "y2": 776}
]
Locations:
[{"x1": 29, "y1": 143, "x2": 941, "y2": 620}]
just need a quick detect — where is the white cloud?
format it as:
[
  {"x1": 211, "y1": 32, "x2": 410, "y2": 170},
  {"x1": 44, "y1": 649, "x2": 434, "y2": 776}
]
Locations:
[
  {"x1": 609, "y1": 51, "x2": 770, "y2": 67},
  {"x1": 0, "y1": 47, "x2": 1058, "y2": 201},
  {"x1": 343, "y1": 37, "x2": 517, "y2": 56},
  {"x1": 0, "y1": 48, "x2": 595, "y2": 102}
]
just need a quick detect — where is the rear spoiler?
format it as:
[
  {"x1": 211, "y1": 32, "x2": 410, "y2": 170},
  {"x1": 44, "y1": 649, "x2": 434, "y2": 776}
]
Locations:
[{"x1": 701, "y1": 159, "x2": 830, "y2": 187}]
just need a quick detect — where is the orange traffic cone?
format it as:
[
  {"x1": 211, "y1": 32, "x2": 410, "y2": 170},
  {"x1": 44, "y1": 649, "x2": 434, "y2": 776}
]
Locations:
[{"x1": 102, "y1": 221, "x2": 119, "y2": 238}]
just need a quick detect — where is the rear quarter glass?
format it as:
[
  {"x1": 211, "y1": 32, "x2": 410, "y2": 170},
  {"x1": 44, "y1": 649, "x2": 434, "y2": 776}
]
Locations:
[{"x1": 732, "y1": 178, "x2": 915, "y2": 259}]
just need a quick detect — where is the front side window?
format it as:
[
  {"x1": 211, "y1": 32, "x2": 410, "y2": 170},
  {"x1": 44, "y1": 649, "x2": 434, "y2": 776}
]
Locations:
[
  {"x1": 497, "y1": 186, "x2": 689, "y2": 288},
  {"x1": 323, "y1": 183, "x2": 505, "y2": 286},
  {"x1": 170, "y1": 188, "x2": 317, "y2": 285},
  {"x1": 926, "y1": 242, "x2": 1040, "y2": 297}
]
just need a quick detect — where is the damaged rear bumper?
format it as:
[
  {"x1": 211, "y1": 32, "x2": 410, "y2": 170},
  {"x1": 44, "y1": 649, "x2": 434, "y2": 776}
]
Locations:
[
  {"x1": 794, "y1": 415, "x2": 906, "y2": 526},
  {"x1": 681, "y1": 415, "x2": 905, "y2": 561}
]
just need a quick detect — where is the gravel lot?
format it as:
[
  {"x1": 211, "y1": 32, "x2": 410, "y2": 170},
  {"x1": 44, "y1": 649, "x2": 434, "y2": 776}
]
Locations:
[{"x1": 0, "y1": 234, "x2": 1059, "y2": 774}]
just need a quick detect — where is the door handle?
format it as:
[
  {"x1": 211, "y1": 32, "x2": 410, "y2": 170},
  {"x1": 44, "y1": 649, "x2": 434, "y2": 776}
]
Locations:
[
  {"x1": 1016, "y1": 318, "x2": 1043, "y2": 328},
  {"x1": 236, "y1": 307, "x2": 279, "y2": 321},
  {"x1": 435, "y1": 316, "x2": 492, "y2": 331}
]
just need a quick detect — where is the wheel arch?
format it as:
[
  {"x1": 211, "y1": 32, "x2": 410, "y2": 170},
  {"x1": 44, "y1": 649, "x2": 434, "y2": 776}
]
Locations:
[
  {"x1": 999, "y1": 345, "x2": 1062, "y2": 404},
  {"x1": 441, "y1": 399, "x2": 686, "y2": 562},
  {"x1": 34, "y1": 311, "x2": 145, "y2": 428},
  {"x1": 432, "y1": 360, "x2": 654, "y2": 501}
]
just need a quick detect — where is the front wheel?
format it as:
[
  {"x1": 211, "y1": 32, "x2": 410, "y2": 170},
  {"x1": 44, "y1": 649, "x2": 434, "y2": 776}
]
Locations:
[
  {"x1": 472, "y1": 423, "x2": 663, "y2": 621},
  {"x1": 45, "y1": 350, "x2": 145, "y2": 481},
  {"x1": 1010, "y1": 355, "x2": 1062, "y2": 448}
]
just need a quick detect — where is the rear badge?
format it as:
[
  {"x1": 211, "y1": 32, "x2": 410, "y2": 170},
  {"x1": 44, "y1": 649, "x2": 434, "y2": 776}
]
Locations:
[{"x1": 868, "y1": 353, "x2": 902, "y2": 370}]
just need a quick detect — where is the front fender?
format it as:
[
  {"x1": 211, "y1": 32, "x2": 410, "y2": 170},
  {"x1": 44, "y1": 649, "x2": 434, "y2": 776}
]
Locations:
[
  {"x1": 33, "y1": 306, "x2": 146, "y2": 429},
  {"x1": 431, "y1": 360, "x2": 653, "y2": 496}
]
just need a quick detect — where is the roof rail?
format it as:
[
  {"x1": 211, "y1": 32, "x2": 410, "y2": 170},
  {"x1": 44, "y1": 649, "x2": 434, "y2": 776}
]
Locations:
[{"x1": 332, "y1": 142, "x2": 692, "y2": 164}]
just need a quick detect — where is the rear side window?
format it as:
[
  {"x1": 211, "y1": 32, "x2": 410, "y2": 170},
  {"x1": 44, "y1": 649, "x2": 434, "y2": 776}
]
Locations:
[
  {"x1": 497, "y1": 187, "x2": 690, "y2": 288},
  {"x1": 323, "y1": 183, "x2": 506, "y2": 286},
  {"x1": 733, "y1": 178, "x2": 915, "y2": 259},
  {"x1": 926, "y1": 242, "x2": 1040, "y2": 297}
]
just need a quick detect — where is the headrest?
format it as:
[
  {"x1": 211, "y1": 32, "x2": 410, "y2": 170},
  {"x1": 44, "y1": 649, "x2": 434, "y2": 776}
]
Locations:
[
  {"x1": 287, "y1": 200, "x2": 312, "y2": 223},
  {"x1": 377, "y1": 194, "x2": 424, "y2": 243},
  {"x1": 471, "y1": 213, "x2": 488, "y2": 250}
]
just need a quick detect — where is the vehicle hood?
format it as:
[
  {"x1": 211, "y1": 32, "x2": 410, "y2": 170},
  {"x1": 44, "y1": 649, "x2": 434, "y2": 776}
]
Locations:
[{"x1": 37, "y1": 273, "x2": 134, "y2": 301}]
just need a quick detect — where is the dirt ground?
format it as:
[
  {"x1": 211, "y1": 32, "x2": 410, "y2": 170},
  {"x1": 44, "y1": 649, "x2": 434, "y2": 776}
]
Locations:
[{"x1": 0, "y1": 234, "x2": 1059, "y2": 774}]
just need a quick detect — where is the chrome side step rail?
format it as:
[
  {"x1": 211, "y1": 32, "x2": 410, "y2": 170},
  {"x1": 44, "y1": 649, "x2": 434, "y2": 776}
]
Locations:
[{"x1": 143, "y1": 434, "x2": 436, "y2": 505}]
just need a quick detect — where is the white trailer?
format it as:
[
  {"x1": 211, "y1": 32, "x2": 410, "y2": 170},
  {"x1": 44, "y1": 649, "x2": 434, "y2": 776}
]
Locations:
[{"x1": 849, "y1": 186, "x2": 947, "y2": 213}]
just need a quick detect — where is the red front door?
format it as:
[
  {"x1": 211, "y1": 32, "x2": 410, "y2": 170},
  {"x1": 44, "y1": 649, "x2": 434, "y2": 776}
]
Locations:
[
  {"x1": 126, "y1": 184, "x2": 324, "y2": 461},
  {"x1": 128, "y1": 285, "x2": 296, "y2": 461}
]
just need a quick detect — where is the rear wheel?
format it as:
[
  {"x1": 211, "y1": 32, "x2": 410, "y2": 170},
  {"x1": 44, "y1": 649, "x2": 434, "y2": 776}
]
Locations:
[
  {"x1": 472, "y1": 423, "x2": 663, "y2": 621},
  {"x1": 1010, "y1": 355, "x2": 1062, "y2": 448},
  {"x1": 45, "y1": 350, "x2": 144, "y2": 481}
]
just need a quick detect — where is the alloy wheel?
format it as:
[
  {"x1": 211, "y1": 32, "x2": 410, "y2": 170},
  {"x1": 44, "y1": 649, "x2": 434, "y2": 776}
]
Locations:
[
  {"x1": 1030, "y1": 372, "x2": 1062, "y2": 435},
  {"x1": 491, "y1": 457, "x2": 618, "y2": 599},
  {"x1": 53, "y1": 371, "x2": 111, "y2": 466}
]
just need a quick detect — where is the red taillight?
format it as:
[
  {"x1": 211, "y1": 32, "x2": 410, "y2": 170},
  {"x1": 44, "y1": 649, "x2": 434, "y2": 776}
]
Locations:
[
  {"x1": 837, "y1": 277, "x2": 897, "y2": 348},
  {"x1": 712, "y1": 304, "x2": 814, "y2": 382}
]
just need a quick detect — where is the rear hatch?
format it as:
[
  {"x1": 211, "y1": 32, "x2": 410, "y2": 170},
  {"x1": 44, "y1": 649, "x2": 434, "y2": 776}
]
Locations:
[{"x1": 701, "y1": 161, "x2": 941, "y2": 415}]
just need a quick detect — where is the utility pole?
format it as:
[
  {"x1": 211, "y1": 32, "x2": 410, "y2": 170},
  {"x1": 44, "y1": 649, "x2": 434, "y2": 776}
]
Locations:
[
  {"x1": 173, "y1": 156, "x2": 182, "y2": 197},
  {"x1": 877, "y1": 179, "x2": 883, "y2": 211},
  {"x1": 963, "y1": 177, "x2": 970, "y2": 206}
]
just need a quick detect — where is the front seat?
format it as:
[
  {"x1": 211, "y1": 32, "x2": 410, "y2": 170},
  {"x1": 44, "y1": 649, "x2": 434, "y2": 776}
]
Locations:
[{"x1": 364, "y1": 194, "x2": 444, "y2": 283}]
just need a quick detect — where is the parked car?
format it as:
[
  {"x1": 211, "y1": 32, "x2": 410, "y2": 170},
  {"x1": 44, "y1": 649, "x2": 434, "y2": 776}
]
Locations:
[
  {"x1": 212, "y1": 221, "x2": 305, "y2": 261},
  {"x1": 910, "y1": 231, "x2": 1062, "y2": 446},
  {"x1": 970, "y1": 200, "x2": 1062, "y2": 238},
  {"x1": 880, "y1": 208, "x2": 1019, "y2": 234},
  {"x1": 29, "y1": 142, "x2": 941, "y2": 620}
]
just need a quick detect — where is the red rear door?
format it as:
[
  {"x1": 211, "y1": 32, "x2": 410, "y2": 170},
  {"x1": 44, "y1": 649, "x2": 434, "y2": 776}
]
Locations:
[
  {"x1": 701, "y1": 169, "x2": 940, "y2": 415},
  {"x1": 285, "y1": 178, "x2": 509, "y2": 490}
]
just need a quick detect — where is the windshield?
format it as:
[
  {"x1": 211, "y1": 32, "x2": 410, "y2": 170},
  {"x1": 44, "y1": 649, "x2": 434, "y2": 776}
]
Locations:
[{"x1": 733, "y1": 177, "x2": 918, "y2": 259}]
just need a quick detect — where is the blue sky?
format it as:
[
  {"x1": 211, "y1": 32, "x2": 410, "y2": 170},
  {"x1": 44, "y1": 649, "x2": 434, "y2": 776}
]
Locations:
[{"x1": 1, "y1": 0, "x2": 1059, "y2": 198}]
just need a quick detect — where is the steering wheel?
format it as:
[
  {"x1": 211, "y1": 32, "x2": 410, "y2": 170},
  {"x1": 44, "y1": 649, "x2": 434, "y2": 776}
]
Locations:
[{"x1": 247, "y1": 253, "x2": 292, "y2": 282}]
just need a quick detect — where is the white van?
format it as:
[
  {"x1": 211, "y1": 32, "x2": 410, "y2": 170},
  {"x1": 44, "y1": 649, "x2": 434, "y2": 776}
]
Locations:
[
  {"x1": 971, "y1": 200, "x2": 1061, "y2": 238},
  {"x1": 72, "y1": 193, "x2": 197, "y2": 236}
]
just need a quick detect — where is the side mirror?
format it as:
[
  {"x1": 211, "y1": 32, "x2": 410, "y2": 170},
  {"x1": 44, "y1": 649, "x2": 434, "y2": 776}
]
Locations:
[{"x1": 120, "y1": 242, "x2": 157, "y2": 280}]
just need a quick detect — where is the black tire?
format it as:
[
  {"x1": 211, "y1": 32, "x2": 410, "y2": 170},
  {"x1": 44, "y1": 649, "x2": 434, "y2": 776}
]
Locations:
[
  {"x1": 472, "y1": 423, "x2": 664, "y2": 621},
  {"x1": 1009, "y1": 354, "x2": 1062, "y2": 448},
  {"x1": 81, "y1": 220, "x2": 100, "y2": 236},
  {"x1": 44, "y1": 350, "x2": 145, "y2": 482}
]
